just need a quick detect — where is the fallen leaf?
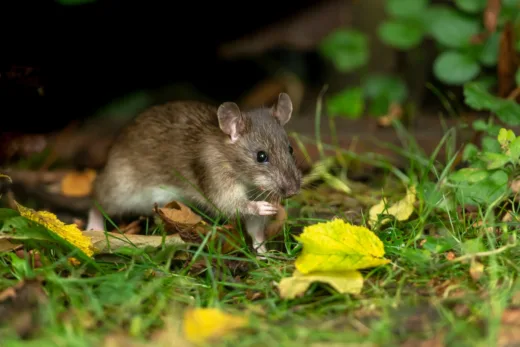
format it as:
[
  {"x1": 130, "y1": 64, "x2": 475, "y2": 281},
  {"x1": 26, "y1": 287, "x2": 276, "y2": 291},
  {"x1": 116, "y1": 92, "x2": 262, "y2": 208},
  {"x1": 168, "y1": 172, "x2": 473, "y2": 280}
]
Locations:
[
  {"x1": 0, "y1": 278, "x2": 48, "y2": 338},
  {"x1": 155, "y1": 201, "x2": 248, "y2": 254},
  {"x1": 469, "y1": 259, "x2": 484, "y2": 281},
  {"x1": 368, "y1": 185, "x2": 416, "y2": 227},
  {"x1": 294, "y1": 218, "x2": 390, "y2": 274},
  {"x1": 83, "y1": 230, "x2": 184, "y2": 253},
  {"x1": 113, "y1": 219, "x2": 142, "y2": 235},
  {"x1": 60, "y1": 169, "x2": 97, "y2": 197},
  {"x1": 155, "y1": 201, "x2": 202, "y2": 233},
  {"x1": 278, "y1": 269, "x2": 363, "y2": 299},
  {"x1": 0, "y1": 239, "x2": 20, "y2": 252},
  {"x1": 182, "y1": 308, "x2": 248, "y2": 345},
  {"x1": 14, "y1": 201, "x2": 94, "y2": 257}
]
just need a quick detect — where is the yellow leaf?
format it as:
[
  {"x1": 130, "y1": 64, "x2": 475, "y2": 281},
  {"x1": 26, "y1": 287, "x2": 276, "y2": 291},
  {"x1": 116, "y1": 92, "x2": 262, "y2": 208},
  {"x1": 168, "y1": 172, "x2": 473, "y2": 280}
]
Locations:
[
  {"x1": 368, "y1": 185, "x2": 416, "y2": 227},
  {"x1": 15, "y1": 201, "x2": 95, "y2": 258},
  {"x1": 60, "y1": 169, "x2": 97, "y2": 197},
  {"x1": 278, "y1": 269, "x2": 363, "y2": 299},
  {"x1": 294, "y1": 219, "x2": 390, "y2": 274},
  {"x1": 469, "y1": 259, "x2": 484, "y2": 281},
  {"x1": 182, "y1": 308, "x2": 248, "y2": 345}
]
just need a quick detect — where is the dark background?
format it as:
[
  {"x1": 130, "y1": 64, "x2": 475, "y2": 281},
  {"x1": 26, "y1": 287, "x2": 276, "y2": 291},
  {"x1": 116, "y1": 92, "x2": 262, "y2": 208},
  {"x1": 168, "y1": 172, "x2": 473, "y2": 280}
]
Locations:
[{"x1": 1, "y1": 0, "x2": 327, "y2": 133}]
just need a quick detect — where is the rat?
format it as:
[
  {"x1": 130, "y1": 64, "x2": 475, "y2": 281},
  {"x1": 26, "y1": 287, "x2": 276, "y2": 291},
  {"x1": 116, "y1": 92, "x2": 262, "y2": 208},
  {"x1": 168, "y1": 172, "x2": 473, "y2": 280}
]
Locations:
[{"x1": 85, "y1": 92, "x2": 302, "y2": 254}]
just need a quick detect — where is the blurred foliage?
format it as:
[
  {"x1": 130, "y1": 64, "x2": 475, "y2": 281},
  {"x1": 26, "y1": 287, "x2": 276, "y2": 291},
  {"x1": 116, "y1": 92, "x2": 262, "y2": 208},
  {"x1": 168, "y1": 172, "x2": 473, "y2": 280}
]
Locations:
[{"x1": 319, "y1": 0, "x2": 520, "y2": 119}]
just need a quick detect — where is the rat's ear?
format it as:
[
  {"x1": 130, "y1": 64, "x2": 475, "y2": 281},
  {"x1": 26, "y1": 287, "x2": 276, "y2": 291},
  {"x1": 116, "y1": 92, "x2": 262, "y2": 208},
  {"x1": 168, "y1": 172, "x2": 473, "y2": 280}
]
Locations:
[
  {"x1": 217, "y1": 102, "x2": 245, "y2": 143},
  {"x1": 272, "y1": 92, "x2": 293, "y2": 126}
]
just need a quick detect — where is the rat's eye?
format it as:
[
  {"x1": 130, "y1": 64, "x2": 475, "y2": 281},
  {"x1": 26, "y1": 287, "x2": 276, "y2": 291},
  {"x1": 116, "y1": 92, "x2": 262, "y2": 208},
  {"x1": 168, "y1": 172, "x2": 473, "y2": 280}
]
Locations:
[
  {"x1": 257, "y1": 151, "x2": 268, "y2": 163},
  {"x1": 289, "y1": 145, "x2": 294, "y2": 155}
]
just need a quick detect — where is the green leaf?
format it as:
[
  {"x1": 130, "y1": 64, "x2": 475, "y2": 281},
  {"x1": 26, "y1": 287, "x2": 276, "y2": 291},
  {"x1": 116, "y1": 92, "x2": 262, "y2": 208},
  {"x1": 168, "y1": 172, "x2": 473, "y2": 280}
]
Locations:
[
  {"x1": 494, "y1": 101, "x2": 520, "y2": 126},
  {"x1": 463, "y1": 82, "x2": 520, "y2": 126},
  {"x1": 516, "y1": 68, "x2": 520, "y2": 87},
  {"x1": 378, "y1": 19, "x2": 425, "y2": 49},
  {"x1": 462, "y1": 143, "x2": 479, "y2": 161},
  {"x1": 453, "y1": 169, "x2": 509, "y2": 206},
  {"x1": 363, "y1": 75, "x2": 408, "y2": 103},
  {"x1": 461, "y1": 238, "x2": 485, "y2": 255},
  {"x1": 464, "y1": 82, "x2": 501, "y2": 110},
  {"x1": 472, "y1": 76, "x2": 498, "y2": 90},
  {"x1": 489, "y1": 169, "x2": 509, "y2": 186},
  {"x1": 0, "y1": 208, "x2": 19, "y2": 221},
  {"x1": 509, "y1": 137, "x2": 520, "y2": 162},
  {"x1": 472, "y1": 119, "x2": 489, "y2": 131},
  {"x1": 427, "y1": 7, "x2": 481, "y2": 48},
  {"x1": 319, "y1": 30, "x2": 369, "y2": 72},
  {"x1": 386, "y1": 0, "x2": 428, "y2": 18},
  {"x1": 368, "y1": 96, "x2": 391, "y2": 117},
  {"x1": 498, "y1": 128, "x2": 516, "y2": 146},
  {"x1": 326, "y1": 88, "x2": 365, "y2": 118},
  {"x1": 482, "y1": 136, "x2": 502, "y2": 153},
  {"x1": 481, "y1": 152, "x2": 510, "y2": 169},
  {"x1": 454, "y1": 0, "x2": 487, "y2": 13},
  {"x1": 479, "y1": 32, "x2": 500, "y2": 67},
  {"x1": 422, "y1": 236, "x2": 457, "y2": 253},
  {"x1": 449, "y1": 168, "x2": 490, "y2": 183},
  {"x1": 434, "y1": 51, "x2": 481, "y2": 85}
]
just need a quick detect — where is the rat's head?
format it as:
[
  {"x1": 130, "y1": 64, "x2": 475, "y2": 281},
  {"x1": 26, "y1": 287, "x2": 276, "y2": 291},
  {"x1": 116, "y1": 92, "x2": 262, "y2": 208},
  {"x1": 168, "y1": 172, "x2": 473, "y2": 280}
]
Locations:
[{"x1": 217, "y1": 93, "x2": 302, "y2": 201}]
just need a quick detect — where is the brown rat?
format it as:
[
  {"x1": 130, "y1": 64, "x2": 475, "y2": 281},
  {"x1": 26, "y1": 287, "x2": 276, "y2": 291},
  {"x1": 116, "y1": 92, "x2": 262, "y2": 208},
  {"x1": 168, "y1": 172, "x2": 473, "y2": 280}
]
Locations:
[{"x1": 85, "y1": 92, "x2": 302, "y2": 254}]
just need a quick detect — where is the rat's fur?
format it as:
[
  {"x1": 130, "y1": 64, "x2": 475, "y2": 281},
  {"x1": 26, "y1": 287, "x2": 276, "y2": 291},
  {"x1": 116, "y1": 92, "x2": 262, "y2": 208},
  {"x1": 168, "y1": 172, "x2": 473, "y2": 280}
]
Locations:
[{"x1": 86, "y1": 93, "x2": 302, "y2": 253}]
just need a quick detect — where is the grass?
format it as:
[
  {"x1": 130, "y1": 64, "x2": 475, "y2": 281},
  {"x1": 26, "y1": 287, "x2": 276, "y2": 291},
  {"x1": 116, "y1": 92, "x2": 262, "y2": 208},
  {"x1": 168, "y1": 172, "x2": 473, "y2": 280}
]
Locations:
[{"x1": 1, "y1": 110, "x2": 520, "y2": 347}]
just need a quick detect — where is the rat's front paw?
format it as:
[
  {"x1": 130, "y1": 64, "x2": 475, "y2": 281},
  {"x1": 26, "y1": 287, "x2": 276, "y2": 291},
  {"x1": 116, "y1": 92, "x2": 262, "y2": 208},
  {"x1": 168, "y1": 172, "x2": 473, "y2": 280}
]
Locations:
[{"x1": 247, "y1": 201, "x2": 278, "y2": 216}]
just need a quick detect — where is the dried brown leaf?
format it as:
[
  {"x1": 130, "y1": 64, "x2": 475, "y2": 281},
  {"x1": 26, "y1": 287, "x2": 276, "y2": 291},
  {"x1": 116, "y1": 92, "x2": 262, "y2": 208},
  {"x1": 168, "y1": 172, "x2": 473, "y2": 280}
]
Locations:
[
  {"x1": 154, "y1": 201, "x2": 202, "y2": 233},
  {"x1": 60, "y1": 169, "x2": 97, "y2": 197},
  {"x1": 0, "y1": 239, "x2": 20, "y2": 252},
  {"x1": 155, "y1": 201, "x2": 244, "y2": 254},
  {"x1": 113, "y1": 219, "x2": 142, "y2": 235},
  {"x1": 469, "y1": 259, "x2": 484, "y2": 281},
  {"x1": 83, "y1": 230, "x2": 184, "y2": 253}
]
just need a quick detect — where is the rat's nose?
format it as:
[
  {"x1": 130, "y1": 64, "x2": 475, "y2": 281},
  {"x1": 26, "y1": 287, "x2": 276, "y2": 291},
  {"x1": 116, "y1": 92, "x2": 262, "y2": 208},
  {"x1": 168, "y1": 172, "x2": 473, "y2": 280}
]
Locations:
[{"x1": 282, "y1": 185, "x2": 300, "y2": 198}]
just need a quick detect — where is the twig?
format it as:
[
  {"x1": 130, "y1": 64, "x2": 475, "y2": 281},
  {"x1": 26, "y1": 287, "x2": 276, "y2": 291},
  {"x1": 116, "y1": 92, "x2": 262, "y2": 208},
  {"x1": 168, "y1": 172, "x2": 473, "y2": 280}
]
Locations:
[
  {"x1": 507, "y1": 87, "x2": 520, "y2": 100},
  {"x1": 450, "y1": 242, "x2": 517, "y2": 263}
]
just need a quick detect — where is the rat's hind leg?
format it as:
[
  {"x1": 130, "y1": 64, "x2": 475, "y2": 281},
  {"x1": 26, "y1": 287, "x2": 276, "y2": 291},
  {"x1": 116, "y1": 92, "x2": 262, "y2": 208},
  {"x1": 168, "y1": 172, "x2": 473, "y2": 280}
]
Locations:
[
  {"x1": 244, "y1": 215, "x2": 268, "y2": 254},
  {"x1": 85, "y1": 207, "x2": 106, "y2": 231}
]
